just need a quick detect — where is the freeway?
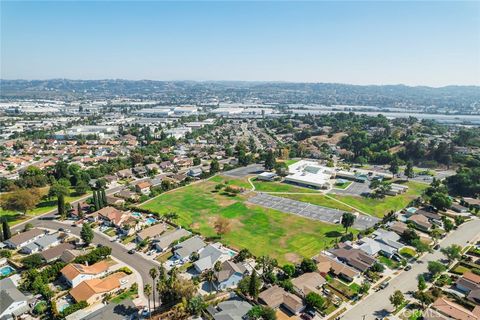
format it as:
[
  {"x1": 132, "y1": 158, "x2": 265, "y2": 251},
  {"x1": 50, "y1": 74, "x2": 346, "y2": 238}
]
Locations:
[{"x1": 341, "y1": 218, "x2": 480, "y2": 320}]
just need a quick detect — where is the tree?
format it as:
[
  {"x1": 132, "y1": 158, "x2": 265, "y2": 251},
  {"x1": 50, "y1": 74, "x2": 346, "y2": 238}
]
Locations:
[
  {"x1": 234, "y1": 248, "x2": 252, "y2": 262},
  {"x1": 80, "y1": 223, "x2": 94, "y2": 245},
  {"x1": 101, "y1": 189, "x2": 107, "y2": 208},
  {"x1": 247, "y1": 305, "x2": 276, "y2": 320},
  {"x1": 412, "y1": 239, "x2": 431, "y2": 254},
  {"x1": 210, "y1": 160, "x2": 220, "y2": 174},
  {"x1": 74, "y1": 181, "x2": 88, "y2": 195},
  {"x1": 370, "y1": 262, "x2": 385, "y2": 273},
  {"x1": 248, "y1": 270, "x2": 260, "y2": 299},
  {"x1": 415, "y1": 290, "x2": 434, "y2": 309},
  {"x1": 404, "y1": 161, "x2": 414, "y2": 179},
  {"x1": 264, "y1": 149, "x2": 276, "y2": 171},
  {"x1": 401, "y1": 229, "x2": 419, "y2": 245},
  {"x1": 186, "y1": 296, "x2": 206, "y2": 317},
  {"x1": 144, "y1": 284, "x2": 152, "y2": 317},
  {"x1": 149, "y1": 267, "x2": 158, "y2": 310},
  {"x1": 305, "y1": 292, "x2": 326, "y2": 311},
  {"x1": 341, "y1": 212, "x2": 356, "y2": 233},
  {"x1": 300, "y1": 258, "x2": 317, "y2": 273},
  {"x1": 427, "y1": 261, "x2": 446, "y2": 277},
  {"x1": 22, "y1": 254, "x2": 44, "y2": 268},
  {"x1": 442, "y1": 217, "x2": 454, "y2": 232},
  {"x1": 359, "y1": 280, "x2": 371, "y2": 294},
  {"x1": 430, "y1": 192, "x2": 452, "y2": 211},
  {"x1": 440, "y1": 244, "x2": 462, "y2": 262},
  {"x1": 213, "y1": 216, "x2": 231, "y2": 236},
  {"x1": 203, "y1": 269, "x2": 217, "y2": 293},
  {"x1": 2, "y1": 218, "x2": 11, "y2": 240},
  {"x1": 418, "y1": 275, "x2": 426, "y2": 291},
  {"x1": 58, "y1": 194, "x2": 66, "y2": 219},
  {"x1": 49, "y1": 183, "x2": 70, "y2": 199},
  {"x1": 282, "y1": 264, "x2": 296, "y2": 278},
  {"x1": 389, "y1": 290, "x2": 405, "y2": 310},
  {"x1": 77, "y1": 203, "x2": 84, "y2": 219},
  {"x1": 389, "y1": 157, "x2": 400, "y2": 178},
  {"x1": 1, "y1": 188, "x2": 41, "y2": 215},
  {"x1": 164, "y1": 211, "x2": 178, "y2": 223}
]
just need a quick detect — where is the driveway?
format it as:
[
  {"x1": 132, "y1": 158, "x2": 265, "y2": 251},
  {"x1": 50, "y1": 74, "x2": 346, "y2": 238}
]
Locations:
[
  {"x1": 340, "y1": 218, "x2": 480, "y2": 320},
  {"x1": 223, "y1": 164, "x2": 265, "y2": 177}
]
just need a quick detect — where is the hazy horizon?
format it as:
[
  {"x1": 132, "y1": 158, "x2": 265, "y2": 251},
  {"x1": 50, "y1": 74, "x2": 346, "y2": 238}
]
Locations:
[{"x1": 2, "y1": 1, "x2": 479, "y2": 86}]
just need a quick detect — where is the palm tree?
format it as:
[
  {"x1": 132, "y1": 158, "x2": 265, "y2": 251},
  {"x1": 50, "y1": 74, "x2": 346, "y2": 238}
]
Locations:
[
  {"x1": 203, "y1": 269, "x2": 217, "y2": 293},
  {"x1": 144, "y1": 284, "x2": 152, "y2": 318},
  {"x1": 149, "y1": 267, "x2": 158, "y2": 310},
  {"x1": 157, "y1": 263, "x2": 166, "y2": 307}
]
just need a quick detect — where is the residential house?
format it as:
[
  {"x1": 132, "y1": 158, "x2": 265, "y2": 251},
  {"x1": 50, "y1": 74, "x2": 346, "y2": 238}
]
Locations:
[
  {"x1": 132, "y1": 166, "x2": 147, "y2": 177},
  {"x1": 136, "y1": 223, "x2": 167, "y2": 243},
  {"x1": 116, "y1": 168, "x2": 133, "y2": 179},
  {"x1": 291, "y1": 272, "x2": 326, "y2": 298},
  {"x1": 0, "y1": 278, "x2": 29, "y2": 320},
  {"x1": 193, "y1": 243, "x2": 231, "y2": 273},
  {"x1": 408, "y1": 214, "x2": 432, "y2": 232},
  {"x1": 4, "y1": 228, "x2": 46, "y2": 249},
  {"x1": 358, "y1": 229, "x2": 404, "y2": 258},
  {"x1": 456, "y1": 272, "x2": 480, "y2": 304},
  {"x1": 40, "y1": 243, "x2": 75, "y2": 263},
  {"x1": 152, "y1": 228, "x2": 191, "y2": 252},
  {"x1": 69, "y1": 272, "x2": 134, "y2": 305},
  {"x1": 416, "y1": 209, "x2": 442, "y2": 223},
  {"x1": 20, "y1": 234, "x2": 61, "y2": 254},
  {"x1": 168, "y1": 174, "x2": 187, "y2": 184},
  {"x1": 259, "y1": 285, "x2": 305, "y2": 315},
  {"x1": 60, "y1": 249, "x2": 84, "y2": 263},
  {"x1": 207, "y1": 299, "x2": 252, "y2": 320},
  {"x1": 106, "y1": 195, "x2": 126, "y2": 206},
  {"x1": 96, "y1": 206, "x2": 133, "y2": 229},
  {"x1": 329, "y1": 243, "x2": 377, "y2": 272},
  {"x1": 214, "y1": 261, "x2": 248, "y2": 290},
  {"x1": 314, "y1": 253, "x2": 360, "y2": 283},
  {"x1": 145, "y1": 163, "x2": 160, "y2": 173},
  {"x1": 173, "y1": 236, "x2": 206, "y2": 262},
  {"x1": 115, "y1": 189, "x2": 139, "y2": 202},
  {"x1": 187, "y1": 167, "x2": 203, "y2": 178},
  {"x1": 135, "y1": 181, "x2": 152, "y2": 195},
  {"x1": 451, "y1": 203, "x2": 469, "y2": 214},
  {"x1": 431, "y1": 297, "x2": 480, "y2": 320},
  {"x1": 61, "y1": 260, "x2": 112, "y2": 288},
  {"x1": 389, "y1": 221, "x2": 409, "y2": 236},
  {"x1": 159, "y1": 161, "x2": 174, "y2": 172}
]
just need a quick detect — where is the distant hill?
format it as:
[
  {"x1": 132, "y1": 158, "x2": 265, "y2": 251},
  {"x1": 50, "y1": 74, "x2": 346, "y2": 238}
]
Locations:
[{"x1": 1, "y1": 79, "x2": 479, "y2": 112}]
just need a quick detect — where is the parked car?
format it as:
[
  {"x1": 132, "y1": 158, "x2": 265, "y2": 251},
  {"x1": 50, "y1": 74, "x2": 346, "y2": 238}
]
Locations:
[
  {"x1": 434, "y1": 244, "x2": 440, "y2": 250},
  {"x1": 128, "y1": 249, "x2": 135, "y2": 254},
  {"x1": 404, "y1": 264, "x2": 412, "y2": 271},
  {"x1": 379, "y1": 282, "x2": 389, "y2": 289}
]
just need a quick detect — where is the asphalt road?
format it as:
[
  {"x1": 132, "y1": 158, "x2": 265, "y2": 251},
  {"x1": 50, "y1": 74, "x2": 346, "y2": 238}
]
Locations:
[
  {"x1": 11, "y1": 185, "x2": 157, "y2": 304},
  {"x1": 341, "y1": 218, "x2": 480, "y2": 320}
]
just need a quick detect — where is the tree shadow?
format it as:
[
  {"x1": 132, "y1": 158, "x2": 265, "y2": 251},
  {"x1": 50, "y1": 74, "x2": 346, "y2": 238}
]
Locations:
[{"x1": 325, "y1": 231, "x2": 343, "y2": 238}]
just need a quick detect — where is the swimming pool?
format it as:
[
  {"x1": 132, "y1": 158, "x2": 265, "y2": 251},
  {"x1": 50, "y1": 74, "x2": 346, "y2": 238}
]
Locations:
[
  {"x1": 132, "y1": 212, "x2": 142, "y2": 218},
  {"x1": 146, "y1": 217, "x2": 157, "y2": 224},
  {"x1": 0, "y1": 265, "x2": 15, "y2": 277}
]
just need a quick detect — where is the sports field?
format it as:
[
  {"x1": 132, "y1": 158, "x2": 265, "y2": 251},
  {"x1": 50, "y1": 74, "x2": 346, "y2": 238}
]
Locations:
[{"x1": 140, "y1": 178, "x2": 347, "y2": 264}]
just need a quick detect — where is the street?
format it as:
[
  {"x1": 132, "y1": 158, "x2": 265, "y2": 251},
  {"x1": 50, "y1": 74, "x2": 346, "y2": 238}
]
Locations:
[{"x1": 341, "y1": 218, "x2": 480, "y2": 320}]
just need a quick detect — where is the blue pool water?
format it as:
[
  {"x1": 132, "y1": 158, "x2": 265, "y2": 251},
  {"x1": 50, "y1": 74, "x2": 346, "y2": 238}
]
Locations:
[
  {"x1": 146, "y1": 217, "x2": 157, "y2": 224},
  {"x1": 132, "y1": 212, "x2": 142, "y2": 218},
  {"x1": 0, "y1": 265, "x2": 15, "y2": 277}
]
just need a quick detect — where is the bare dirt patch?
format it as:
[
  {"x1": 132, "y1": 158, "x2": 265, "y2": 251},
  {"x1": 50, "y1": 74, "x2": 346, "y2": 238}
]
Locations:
[{"x1": 284, "y1": 252, "x2": 302, "y2": 264}]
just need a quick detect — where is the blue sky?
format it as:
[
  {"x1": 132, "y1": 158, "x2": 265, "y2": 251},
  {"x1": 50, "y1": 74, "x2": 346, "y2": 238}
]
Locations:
[{"x1": 1, "y1": 1, "x2": 479, "y2": 86}]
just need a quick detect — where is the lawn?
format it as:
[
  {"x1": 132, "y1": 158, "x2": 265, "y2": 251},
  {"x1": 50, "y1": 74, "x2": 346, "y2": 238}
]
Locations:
[
  {"x1": 140, "y1": 180, "x2": 347, "y2": 264},
  {"x1": 252, "y1": 179, "x2": 318, "y2": 193},
  {"x1": 276, "y1": 194, "x2": 355, "y2": 212},
  {"x1": 399, "y1": 247, "x2": 417, "y2": 259},
  {"x1": 0, "y1": 188, "x2": 91, "y2": 226},
  {"x1": 334, "y1": 181, "x2": 352, "y2": 190},
  {"x1": 209, "y1": 175, "x2": 252, "y2": 190},
  {"x1": 379, "y1": 255, "x2": 400, "y2": 269},
  {"x1": 284, "y1": 159, "x2": 300, "y2": 166},
  {"x1": 330, "y1": 181, "x2": 428, "y2": 218}
]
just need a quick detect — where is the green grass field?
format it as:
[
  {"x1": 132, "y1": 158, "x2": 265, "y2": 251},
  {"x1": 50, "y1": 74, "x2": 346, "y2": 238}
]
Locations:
[
  {"x1": 252, "y1": 179, "x2": 318, "y2": 193},
  {"x1": 140, "y1": 180, "x2": 348, "y2": 264},
  {"x1": 284, "y1": 159, "x2": 300, "y2": 166},
  {"x1": 334, "y1": 181, "x2": 352, "y2": 190},
  {"x1": 330, "y1": 181, "x2": 427, "y2": 218},
  {"x1": 209, "y1": 175, "x2": 253, "y2": 189},
  {"x1": 0, "y1": 188, "x2": 91, "y2": 226}
]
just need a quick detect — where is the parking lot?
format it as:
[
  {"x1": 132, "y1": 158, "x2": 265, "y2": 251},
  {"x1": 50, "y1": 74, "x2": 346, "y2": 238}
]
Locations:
[
  {"x1": 248, "y1": 193, "x2": 379, "y2": 230},
  {"x1": 329, "y1": 181, "x2": 371, "y2": 196},
  {"x1": 224, "y1": 164, "x2": 265, "y2": 177}
]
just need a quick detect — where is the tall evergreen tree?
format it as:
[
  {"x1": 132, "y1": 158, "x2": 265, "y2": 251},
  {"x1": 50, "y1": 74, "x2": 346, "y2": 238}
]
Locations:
[
  {"x1": 77, "y1": 202, "x2": 84, "y2": 219},
  {"x1": 248, "y1": 270, "x2": 260, "y2": 298},
  {"x1": 0, "y1": 227, "x2": 4, "y2": 242},
  {"x1": 101, "y1": 189, "x2": 107, "y2": 208},
  {"x1": 2, "y1": 219, "x2": 11, "y2": 240},
  {"x1": 58, "y1": 194, "x2": 66, "y2": 219},
  {"x1": 93, "y1": 190, "x2": 100, "y2": 211}
]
